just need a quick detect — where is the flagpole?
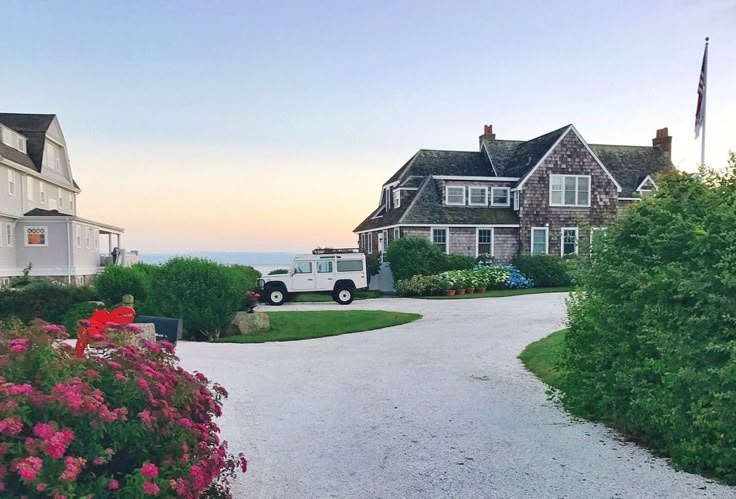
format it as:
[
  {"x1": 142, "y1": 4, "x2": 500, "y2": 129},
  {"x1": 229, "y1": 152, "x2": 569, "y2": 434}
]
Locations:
[{"x1": 701, "y1": 37, "x2": 709, "y2": 167}]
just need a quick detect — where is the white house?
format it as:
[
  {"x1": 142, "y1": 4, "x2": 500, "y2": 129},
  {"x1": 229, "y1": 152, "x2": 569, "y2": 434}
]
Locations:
[{"x1": 0, "y1": 113, "x2": 136, "y2": 285}]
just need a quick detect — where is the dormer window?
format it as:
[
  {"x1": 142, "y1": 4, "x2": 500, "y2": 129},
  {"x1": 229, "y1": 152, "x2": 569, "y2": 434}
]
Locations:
[
  {"x1": 43, "y1": 141, "x2": 62, "y2": 171},
  {"x1": 636, "y1": 175, "x2": 657, "y2": 195},
  {"x1": 1, "y1": 126, "x2": 27, "y2": 153},
  {"x1": 445, "y1": 186, "x2": 465, "y2": 206},
  {"x1": 468, "y1": 187, "x2": 488, "y2": 206},
  {"x1": 392, "y1": 189, "x2": 401, "y2": 208},
  {"x1": 491, "y1": 187, "x2": 510, "y2": 207}
]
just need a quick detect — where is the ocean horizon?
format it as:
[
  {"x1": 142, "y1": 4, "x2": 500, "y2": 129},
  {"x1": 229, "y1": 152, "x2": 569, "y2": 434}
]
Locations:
[{"x1": 138, "y1": 252, "x2": 299, "y2": 275}]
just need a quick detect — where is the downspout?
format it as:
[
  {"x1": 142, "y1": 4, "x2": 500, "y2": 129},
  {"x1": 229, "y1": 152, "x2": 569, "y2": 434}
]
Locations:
[{"x1": 66, "y1": 219, "x2": 72, "y2": 284}]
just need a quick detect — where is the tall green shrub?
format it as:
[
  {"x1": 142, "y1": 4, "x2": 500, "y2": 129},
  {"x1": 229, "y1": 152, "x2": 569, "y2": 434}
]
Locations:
[
  {"x1": 384, "y1": 237, "x2": 448, "y2": 281},
  {"x1": 514, "y1": 255, "x2": 572, "y2": 287},
  {"x1": 444, "y1": 254, "x2": 475, "y2": 271},
  {"x1": 93, "y1": 265, "x2": 149, "y2": 306},
  {"x1": 149, "y1": 257, "x2": 249, "y2": 339},
  {"x1": 562, "y1": 156, "x2": 736, "y2": 483}
]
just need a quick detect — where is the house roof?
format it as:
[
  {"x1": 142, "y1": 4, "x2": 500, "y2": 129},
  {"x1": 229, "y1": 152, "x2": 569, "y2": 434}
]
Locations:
[
  {"x1": 385, "y1": 149, "x2": 493, "y2": 185},
  {"x1": 589, "y1": 144, "x2": 672, "y2": 196},
  {"x1": 354, "y1": 177, "x2": 518, "y2": 232},
  {"x1": 25, "y1": 208, "x2": 66, "y2": 217},
  {"x1": 484, "y1": 125, "x2": 570, "y2": 178},
  {"x1": 0, "y1": 113, "x2": 55, "y2": 172}
]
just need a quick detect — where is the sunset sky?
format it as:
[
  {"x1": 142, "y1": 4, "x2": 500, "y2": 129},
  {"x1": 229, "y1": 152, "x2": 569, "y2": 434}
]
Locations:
[{"x1": 3, "y1": 1, "x2": 735, "y2": 253}]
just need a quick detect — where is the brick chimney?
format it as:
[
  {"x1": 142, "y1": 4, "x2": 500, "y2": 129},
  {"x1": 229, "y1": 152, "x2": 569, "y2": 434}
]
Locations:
[
  {"x1": 479, "y1": 124, "x2": 496, "y2": 151},
  {"x1": 652, "y1": 127, "x2": 672, "y2": 160}
]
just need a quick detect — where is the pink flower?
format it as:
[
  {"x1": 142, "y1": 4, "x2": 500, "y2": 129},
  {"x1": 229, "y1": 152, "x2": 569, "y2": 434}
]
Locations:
[
  {"x1": 140, "y1": 462, "x2": 158, "y2": 477},
  {"x1": 142, "y1": 481, "x2": 160, "y2": 495},
  {"x1": 138, "y1": 409, "x2": 153, "y2": 428},
  {"x1": 107, "y1": 360, "x2": 122, "y2": 369},
  {"x1": 36, "y1": 482, "x2": 47, "y2": 492},
  {"x1": 33, "y1": 423, "x2": 54, "y2": 439},
  {"x1": 126, "y1": 324, "x2": 142, "y2": 334},
  {"x1": 0, "y1": 416, "x2": 23, "y2": 435},
  {"x1": 85, "y1": 369, "x2": 99, "y2": 378},
  {"x1": 59, "y1": 456, "x2": 85, "y2": 481},
  {"x1": 9, "y1": 338, "x2": 29, "y2": 353},
  {"x1": 105, "y1": 448, "x2": 114, "y2": 455},
  {"x1": 107, "y1": 479, "x2": 119, "y2": 490},
  {"x1": 43, "y1": 428, "x2": 74, "y2": 459},
  {"x1": 14, "y1": 456, "x2": 43, "y2": 481},
  {"x1": 93, "y1": 456, "x2": 104, "y2": 466},
  {"x1": 7, "y1": 383, "x2": 33, "y2": 395},
  {"x1": 240, "y1": 454, "x2": 248, "y2": 473},
  {"x1": 43, "y1": 324, "x2": 64, "y2": 334}
]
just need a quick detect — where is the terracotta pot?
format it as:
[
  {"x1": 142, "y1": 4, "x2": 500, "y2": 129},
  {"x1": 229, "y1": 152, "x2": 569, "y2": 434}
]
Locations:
[
  {"x1": 446, "y1": 289, "x2": 456, "y2": 296},
  {"x1": 465, "y1": 287, "x2": 474, "y2": 294},
  {"x1": 475, "y1": 287, "x2": 487, "y2": 293},
  {"x1": 456, "y1": 288, "x2": 466, "y2": 295}
]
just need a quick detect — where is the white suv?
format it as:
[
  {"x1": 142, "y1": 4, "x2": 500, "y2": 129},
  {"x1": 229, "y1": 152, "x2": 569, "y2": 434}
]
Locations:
[{"x1": 257, "y1": 251, "x2": 368, "y2": 305}]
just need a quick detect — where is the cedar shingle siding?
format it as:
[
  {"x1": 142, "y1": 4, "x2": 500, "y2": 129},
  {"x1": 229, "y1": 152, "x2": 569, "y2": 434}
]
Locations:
[{"x1": 355, "y1": 124, "x2": 673, "y2": 263}]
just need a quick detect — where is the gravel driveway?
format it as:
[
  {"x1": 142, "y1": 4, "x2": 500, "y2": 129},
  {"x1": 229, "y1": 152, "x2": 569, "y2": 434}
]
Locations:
[{"x1": 177, "y1": 294, "x2": 734, "y2": 498}]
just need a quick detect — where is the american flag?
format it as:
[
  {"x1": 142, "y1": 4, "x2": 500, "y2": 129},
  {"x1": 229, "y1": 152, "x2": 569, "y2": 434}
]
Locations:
[{"x1": 694, "y1": 41, "x2": 708, "y2": 139}]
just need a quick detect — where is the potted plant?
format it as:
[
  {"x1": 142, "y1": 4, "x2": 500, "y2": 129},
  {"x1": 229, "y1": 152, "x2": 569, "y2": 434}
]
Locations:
[
  {"x1": 473, "y1": 273, "x2": 486, "y2": 293},
  {"x1": 463, "y1": 271, "x2": 475, "y2": 294},
  {"x1": 455, "y1": 274, "x2": 467, "y2": 295},
  {"x1": 438, "y1": 276, "x2": 455, "y2": 296}
]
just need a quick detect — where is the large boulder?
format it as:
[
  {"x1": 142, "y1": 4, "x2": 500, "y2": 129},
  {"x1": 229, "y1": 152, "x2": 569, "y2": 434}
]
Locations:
[{"x1": 223, "y1": 312, "x2": 270, "y2": 337}]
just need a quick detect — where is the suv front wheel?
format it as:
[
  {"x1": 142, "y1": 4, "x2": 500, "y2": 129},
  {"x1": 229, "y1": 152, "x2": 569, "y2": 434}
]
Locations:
[
  {"x1": 333, "y1": 287, "x2": 354, "y2": 305},
  {"x1": 265, "y1": 285, "x2": 287, "y2": 306}
]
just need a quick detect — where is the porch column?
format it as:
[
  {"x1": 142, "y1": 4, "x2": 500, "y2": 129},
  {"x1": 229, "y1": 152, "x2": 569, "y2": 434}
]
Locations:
[
  {"x1": 108, "y1": 234, "x2": 112, "y2": 253},
  {"x1": 116, "y1": 234, "x2": 121, "y2": 248}
]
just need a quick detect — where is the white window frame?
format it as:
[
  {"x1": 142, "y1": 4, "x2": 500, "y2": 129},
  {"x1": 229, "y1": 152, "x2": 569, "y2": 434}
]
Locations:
[
  {"x1": 76, "y1": 225, "x2": 82, "y2": 248},
  {"x1": 367, "y1": 233, "x2": 373, "y2": 254},
  {"x1": 5, "y1": 223, "x2": 13, "y2": 247},
  {"x1": 392, "y1": 189, "x2": 401, "y2": 208},
  {"x1": 468, "y1": 186, "x2": 488, "y2": 206},
  {"x1": 490, "y1": 187, "x2": 510, "y2": 207},
  {"x1": 39, "y1": 182, "x2": 46, "y2": 204},
  {"x1": 8, "y1": 170, "x2": 15, "y2": 196},
  {"x1": 445, "y1": 186, "x2": 466, "y2": 206},
  {"x1": 431, "y1": 227, "x2": 449, "y2": 253},
  {"x1": 58, "y1": 188, "x2": 63, "y2": 209},
  {"x1": 393, "y1": 227, "x2": 400, "y2": 241},
  {"x1": 530, "y1": 227, "x2": 549, "y2": 255},
  {"x1": 476, "y1": 227, "x2": 494, "y2": 257},
  {"x1": 549, "y1": 174, "x2": 591, "y2": 207},
  {"x1": 68, "y1": 192, "x2": 74, "y2": 212},
  {"x1": 24, "y1": 226, "x2": 48, "y2": 247},
  {"x1": 85, "y1": 227, "x2": 91, "y2": 249},
  {"x1": 561, "y1": 227, "x2": 579, "y2": 256},
  {"x1": 94, "y1": 229, "x2": 99, "y2": 250},
  {"x1": 513, "y1": 191, "x2": 520, "y2": 211}
]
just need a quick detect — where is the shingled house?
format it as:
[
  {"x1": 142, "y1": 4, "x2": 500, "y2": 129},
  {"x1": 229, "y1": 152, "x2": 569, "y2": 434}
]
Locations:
[{"x1": 354, "y1": 124, "x2": 673, "y2": 261}]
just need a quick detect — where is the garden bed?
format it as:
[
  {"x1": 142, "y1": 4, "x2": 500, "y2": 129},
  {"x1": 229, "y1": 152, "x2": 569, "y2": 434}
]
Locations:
[
  {"x1": 217, "y1": 310, "x2": 420, "y2": 343},
  {"x1": 422, "y1": 287, "x2": 571, "y2": 300}
]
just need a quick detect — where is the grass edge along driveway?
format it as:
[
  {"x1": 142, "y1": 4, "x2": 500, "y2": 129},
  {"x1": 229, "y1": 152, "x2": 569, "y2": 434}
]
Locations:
[
  {"x1": 518, "y1": 328, "x2": 567, "y2": 388},
  {"x1": 217, "y1": 310, "x2": 421, "y2": 343}
]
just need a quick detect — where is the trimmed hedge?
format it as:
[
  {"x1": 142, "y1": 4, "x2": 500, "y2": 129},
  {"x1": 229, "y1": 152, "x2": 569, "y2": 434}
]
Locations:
[
  {"x1": 0, "y1": 281, "x2": 99, "y2": 325},
  {"x1": 93, "y1": 265, "x2": 149, "y2": 306},
  {"x1": 562, "y1": 159, "x2": 736, "y2": 483},
  {"x1": 514, "y1": 255, "x2": 572, "y2": 287}
]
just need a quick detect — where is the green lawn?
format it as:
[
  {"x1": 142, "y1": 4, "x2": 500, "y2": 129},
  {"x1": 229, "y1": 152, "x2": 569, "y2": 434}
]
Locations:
[
  {"x1": 421, "y1": 287, "x2": 571, "y2": 300},
  {"x1": 217, "y1": 310, "x2": 420, "y2": 343},
  {"x1": 291, "y1": 289, "x2": 383, "y2": 302},
  {"x1": 518, "y1": 328, "x2": 567, "y2": 388}
]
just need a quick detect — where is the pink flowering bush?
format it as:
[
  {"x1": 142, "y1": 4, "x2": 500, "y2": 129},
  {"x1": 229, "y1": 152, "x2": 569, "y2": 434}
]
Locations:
[{"x1": 0, "y1": 320, "x2": 246, "y2": 497}]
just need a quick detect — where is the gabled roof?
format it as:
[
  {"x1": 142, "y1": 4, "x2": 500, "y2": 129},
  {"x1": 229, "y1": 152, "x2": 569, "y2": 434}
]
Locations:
[
  {"x1": 0, "y1": 113, "x2": 55, "y2": 172},
  {"x1": 384, "y1": 149, "x2": 493, "y2": 186},
  {"x1": 590, "y1": 144, "x2": 671, "y2": 196},
  {"x1": 483, "y1": 125, "x2": 570, "y2": 178}
]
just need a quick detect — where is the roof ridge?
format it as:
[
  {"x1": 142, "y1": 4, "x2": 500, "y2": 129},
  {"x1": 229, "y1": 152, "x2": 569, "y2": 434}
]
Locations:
[
  {"x1": 417, "y1": 148, "x2": 479, "y2": 154},
  {"x1": 590, "y1": 143, "x2": 656, "y2": 149}
]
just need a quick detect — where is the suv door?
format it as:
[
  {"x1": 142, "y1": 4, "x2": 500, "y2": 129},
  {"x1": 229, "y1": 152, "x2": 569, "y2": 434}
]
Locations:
[
  {"x1": 315, "y1": 259, "x2": 335, "y2": 290},
  {"x1": 292, "y1": 261, "x2": 316, "y2": 291}
]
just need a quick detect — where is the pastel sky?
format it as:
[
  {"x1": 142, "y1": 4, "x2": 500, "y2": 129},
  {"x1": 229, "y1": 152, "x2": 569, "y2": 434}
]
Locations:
[{"x1": 2, "y1": 1, "x2": 734, "y2": 253}]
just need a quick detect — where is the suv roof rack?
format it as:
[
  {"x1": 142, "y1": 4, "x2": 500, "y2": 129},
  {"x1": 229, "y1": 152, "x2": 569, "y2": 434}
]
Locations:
[{"x1": 312, "y1": 248, "x2": 360, "y2": 255}]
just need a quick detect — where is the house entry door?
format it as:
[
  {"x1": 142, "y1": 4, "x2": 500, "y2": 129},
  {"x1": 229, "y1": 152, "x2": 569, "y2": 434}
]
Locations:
[{"x1": 377, "y1": 233, "x2": 384, "y2": 253}]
